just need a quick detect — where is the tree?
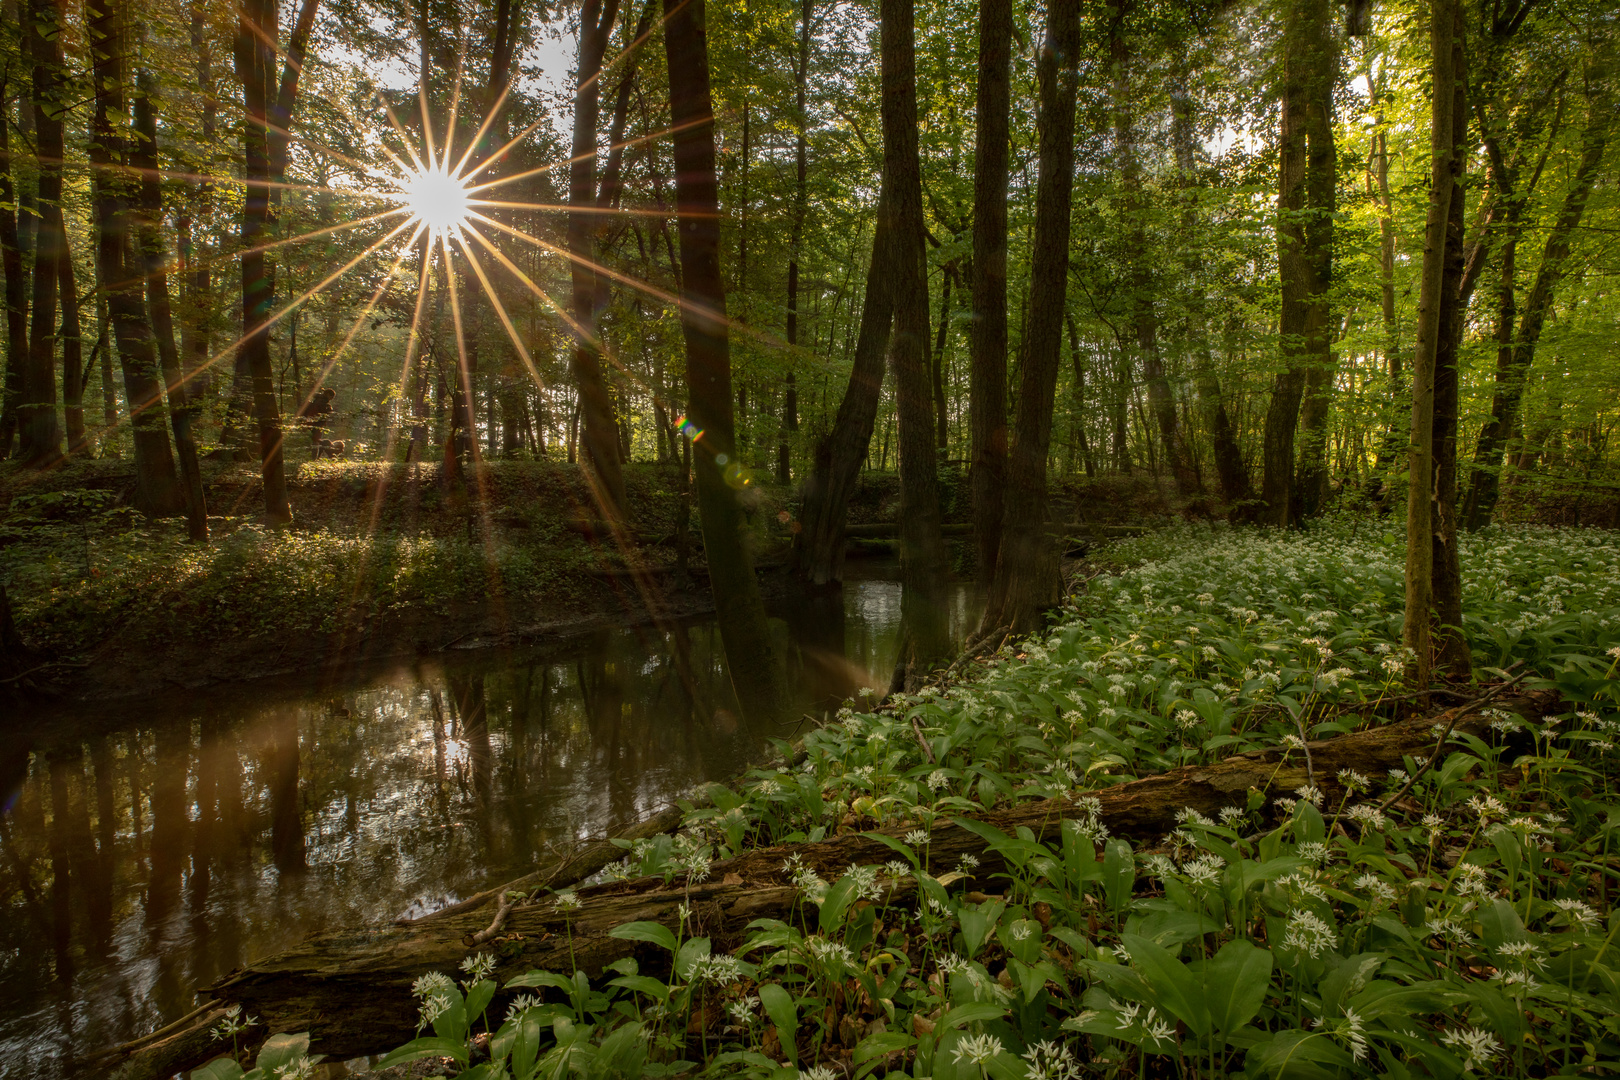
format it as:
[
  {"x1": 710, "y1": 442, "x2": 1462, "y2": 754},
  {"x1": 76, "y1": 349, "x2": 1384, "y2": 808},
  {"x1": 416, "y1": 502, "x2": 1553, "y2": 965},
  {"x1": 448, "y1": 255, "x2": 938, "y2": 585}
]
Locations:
[
  {"x1": 663, "y1": 0, "x2": 788, "y2": 724},
  {"x1": 134, "y1": 68, "x2": 209, "y2": 541},
  {"x1": 569, "y1": 0, "x2": 629, "y2": 521},
  {"x1": 19, "y1": 0, "x2": 64, "y2": 466},
  {"x1": 984, "y1": 0, "x2": 1080, "y2": 637},
  {"x1": 968, "y1": 0, "x2": 1011, "y2": 580},
  {"x1": 1259, "y1": 0, "x2": 1337, "y2": 527},
  {"x1": 1403, "y1": 0, "x2": 1462, "y2": 686},
  {"x1": 879, "y1": 0, "x2": 949, "y2": 683},
  {"x1": 777, "y1": 0, "x2": 813, "y2": 486}
]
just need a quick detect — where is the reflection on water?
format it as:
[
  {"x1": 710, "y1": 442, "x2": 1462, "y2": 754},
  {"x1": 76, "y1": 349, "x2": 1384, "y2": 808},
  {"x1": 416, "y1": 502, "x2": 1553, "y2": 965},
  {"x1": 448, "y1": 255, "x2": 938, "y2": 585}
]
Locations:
[{"x1": 0, "y1": 573, "x2": 978, "y2": 1077}]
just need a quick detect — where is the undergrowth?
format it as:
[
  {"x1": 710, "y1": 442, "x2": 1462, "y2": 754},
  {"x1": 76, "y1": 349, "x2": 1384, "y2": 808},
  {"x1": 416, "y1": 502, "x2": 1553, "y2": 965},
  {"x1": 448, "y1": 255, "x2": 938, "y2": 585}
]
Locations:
[{"x1": 195, "y1": 520, "x2": 1620, "y2": 1080}]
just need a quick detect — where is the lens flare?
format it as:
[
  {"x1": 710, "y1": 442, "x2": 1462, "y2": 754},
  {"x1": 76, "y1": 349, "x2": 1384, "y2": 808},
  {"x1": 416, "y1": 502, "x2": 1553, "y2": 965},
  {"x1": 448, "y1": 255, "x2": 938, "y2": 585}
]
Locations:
[{"x1": 399, "y1": 165, "x2": 470, "y2": 236}]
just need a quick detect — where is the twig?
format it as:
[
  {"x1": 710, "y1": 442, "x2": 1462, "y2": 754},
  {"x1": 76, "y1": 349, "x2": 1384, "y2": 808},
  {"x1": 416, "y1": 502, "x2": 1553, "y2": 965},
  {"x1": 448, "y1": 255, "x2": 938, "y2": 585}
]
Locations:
[
  {"x1": 466, "y1": 892, "x2": 514, "y2": 946},
  {"x1": 1376, "y1": 666, "x2": 1529, "y2": 816}
]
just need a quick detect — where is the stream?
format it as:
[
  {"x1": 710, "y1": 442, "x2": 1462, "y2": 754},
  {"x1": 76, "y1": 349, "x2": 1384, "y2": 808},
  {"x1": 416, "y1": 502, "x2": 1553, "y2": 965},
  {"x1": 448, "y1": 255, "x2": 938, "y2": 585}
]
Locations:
[{"x1": 0, "y1": 566, "x2": 981, "y2": 1078}]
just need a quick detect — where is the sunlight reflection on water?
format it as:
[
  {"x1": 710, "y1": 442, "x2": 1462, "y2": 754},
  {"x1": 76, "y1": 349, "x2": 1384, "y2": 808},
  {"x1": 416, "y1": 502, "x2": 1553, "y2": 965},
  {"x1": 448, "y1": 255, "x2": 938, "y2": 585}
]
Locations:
[{"x1": 0, "y1": 571, "x2": 980, "y2": 1077}]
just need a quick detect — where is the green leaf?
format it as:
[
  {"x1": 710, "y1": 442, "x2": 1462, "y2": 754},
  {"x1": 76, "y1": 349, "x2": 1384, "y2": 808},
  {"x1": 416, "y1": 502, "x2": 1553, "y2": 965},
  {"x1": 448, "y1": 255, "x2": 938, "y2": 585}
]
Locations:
[
  {"x1": 190, "y1": 1057, "x2": 246, "y2": 1080},
  {"x1": 1120, "y1": 933, "x2": 1211, "y2": 1036},
  {"x1": 378, "y1": 1036, "x2": 471, "y2": 1070},
  {"x1": 253, "y1": 1033, "x2": 311, "y2": 1076},
  {"x1": 1103, "y1": 839, "x2": 1134, "y2": 912},
  {"x1": 758, "y1": 982, "x2": 798, "y2": 1066},
  {"x1": 608, "y1": 921, "x2": 679, "y2": 953},
  {"x1": 1201, "y1": 938, "x2": 1273, "y2": 1034}
]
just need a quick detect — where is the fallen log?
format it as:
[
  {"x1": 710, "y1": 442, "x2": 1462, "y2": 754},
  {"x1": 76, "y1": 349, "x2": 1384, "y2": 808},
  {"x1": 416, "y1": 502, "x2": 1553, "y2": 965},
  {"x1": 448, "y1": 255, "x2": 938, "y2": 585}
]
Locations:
[{"x1": 105, "y1": 690, "x2": 1548, "y2": 1074}]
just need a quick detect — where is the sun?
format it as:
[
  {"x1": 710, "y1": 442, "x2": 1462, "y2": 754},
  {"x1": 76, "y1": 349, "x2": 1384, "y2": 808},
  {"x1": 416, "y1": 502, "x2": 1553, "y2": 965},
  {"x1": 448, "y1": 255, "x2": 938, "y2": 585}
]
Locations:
[{"x1": 399, "y1": 164, "x2": 471, "y2": 236}]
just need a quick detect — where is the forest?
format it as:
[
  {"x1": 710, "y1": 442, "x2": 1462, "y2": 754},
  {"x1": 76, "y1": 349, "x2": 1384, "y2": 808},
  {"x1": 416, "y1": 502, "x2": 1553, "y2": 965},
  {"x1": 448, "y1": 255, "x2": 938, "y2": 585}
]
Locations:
[{"x1": 0, "y1": 0, "x2": 1618, "y2": 1075}]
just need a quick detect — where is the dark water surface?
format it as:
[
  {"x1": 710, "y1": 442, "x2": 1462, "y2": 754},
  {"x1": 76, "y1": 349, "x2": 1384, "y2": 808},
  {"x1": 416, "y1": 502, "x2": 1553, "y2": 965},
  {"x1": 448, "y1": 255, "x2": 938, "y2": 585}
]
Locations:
[{"x1": 0, "y1": 569, "x2": 980, "y2": 1078}]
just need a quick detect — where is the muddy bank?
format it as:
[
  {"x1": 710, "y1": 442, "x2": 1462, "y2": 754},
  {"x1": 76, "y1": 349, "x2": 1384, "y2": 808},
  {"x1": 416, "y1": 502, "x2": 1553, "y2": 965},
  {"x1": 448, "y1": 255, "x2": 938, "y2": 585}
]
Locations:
[{"x1": 20, "y1": 562, "x2": 805, "y2": 710}]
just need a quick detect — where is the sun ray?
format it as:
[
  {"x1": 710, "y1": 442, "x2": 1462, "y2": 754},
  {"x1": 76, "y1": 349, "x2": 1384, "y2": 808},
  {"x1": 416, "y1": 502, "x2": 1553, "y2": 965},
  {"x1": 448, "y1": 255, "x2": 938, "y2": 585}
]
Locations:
[
  {"x1": 457, "y1": 219, "x2": 598, "y2": 348},
  {"x1": 452, "y1": 82, "x2": 515, "y2": 178},
  {"x1": 298, "y1": 222, "x2": 427, "y2": 414},
  {"x1": 371, "y1": 89, "x2": 429, "y2": 175},
  {"x1": 467, "y1": 199, "x2": 717, "y2": 219},
  {"x1": 417, "y1": 79, "x2": 439, "y2": 172},
  {"x1": 450, "y1": 230, "x2": 544, "y2": 388},
  {"x1": 463, "y1": 116, "x2": 712, "y2": 197},
  {"x1": 441, "y1": 231, "x2": 476, "y2": 451},
  {"x1": 465, "y1": 209, "x2": 798, "y2": 365},
  {"x1": 442, "y1": 45, "x2": 469, "y2": 172},
  {"x1": 184, "y1": 216, "x2": 421, "y2": 389}
]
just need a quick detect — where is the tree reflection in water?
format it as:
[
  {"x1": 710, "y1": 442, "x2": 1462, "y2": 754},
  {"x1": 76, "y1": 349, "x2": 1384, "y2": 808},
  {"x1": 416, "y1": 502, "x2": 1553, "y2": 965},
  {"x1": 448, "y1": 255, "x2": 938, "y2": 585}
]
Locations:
[{"x1": 0, "y1": 573, "x2": 980, "y2": 1077}]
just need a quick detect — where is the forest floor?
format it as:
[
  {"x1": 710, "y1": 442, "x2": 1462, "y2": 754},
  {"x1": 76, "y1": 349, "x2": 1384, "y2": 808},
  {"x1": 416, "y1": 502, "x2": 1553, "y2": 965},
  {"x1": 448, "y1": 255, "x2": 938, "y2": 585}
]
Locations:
[
  {"x1": 2, "y1": 455, "x2": 1612, "y2": 708},
  {"x1": 139, "y1": 516, "x2": 1620, "y2": 1080},
  {"x1": 0, "y1": 457, "x2": 1017, "y2": 703}
]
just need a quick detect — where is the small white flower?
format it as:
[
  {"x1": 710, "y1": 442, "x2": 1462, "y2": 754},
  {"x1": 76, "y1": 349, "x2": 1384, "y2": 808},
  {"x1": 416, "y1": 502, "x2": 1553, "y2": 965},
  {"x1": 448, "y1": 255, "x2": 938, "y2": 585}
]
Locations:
[
  {"x1": 1442, "y1": 1024, "x2": 1504, "y2": 1071},
  {"x1": 952, "y1": 1033, "x2": 1005, "y2": 1066},
  {"x1": 505, "y1": 993, "x2": 543, "y2": 1023},
  {"x1": 460, "y1": 952, "x2": 496, "y2": 981},
  {"x1": 411, "y1": 971, "x2": 454, "y2": 998},
  {"x1": 553, "y1": 890, "x2": 582, "y2": 911},
  {"x1": 1553, "y1": 897, "x2": 1600, "y2": 930},
  {"x1": 1283, "y1": 909, "x2": 1338, "y2": 958},
  {"x1": 904, "y1": 828, "x2": 929, "y2": 847},
  {"x1": 1337, "y1": 769, "x2": 1371, "y2": 793}
]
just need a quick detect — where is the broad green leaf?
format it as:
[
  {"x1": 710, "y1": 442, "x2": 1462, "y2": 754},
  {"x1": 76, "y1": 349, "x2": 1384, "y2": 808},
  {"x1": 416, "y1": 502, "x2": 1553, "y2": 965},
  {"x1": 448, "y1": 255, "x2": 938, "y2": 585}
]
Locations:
[
  {"x1": 607, "y1": 921, "x2": 679, "y2": 953},
  {"x1": 758, "y1": 982, "x2": 799, "y2": 1066},
  {"x1": 1120, "y1": 933, "x2": 1211, "y2": 1036},
  {"x1": 1201, "y1": 938, "x2": 1273, "y2": 1034}
]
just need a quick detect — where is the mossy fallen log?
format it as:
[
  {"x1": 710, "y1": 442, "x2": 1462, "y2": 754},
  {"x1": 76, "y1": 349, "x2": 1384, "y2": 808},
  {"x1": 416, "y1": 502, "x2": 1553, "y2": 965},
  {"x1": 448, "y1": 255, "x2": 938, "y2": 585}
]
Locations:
[{"x1": 99, "y1": 690, "x2": 1547, "y2": 1075}]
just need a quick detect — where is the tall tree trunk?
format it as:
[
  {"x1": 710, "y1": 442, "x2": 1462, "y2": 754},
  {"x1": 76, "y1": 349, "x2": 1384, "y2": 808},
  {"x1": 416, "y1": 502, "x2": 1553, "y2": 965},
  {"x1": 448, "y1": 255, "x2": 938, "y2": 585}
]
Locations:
[
  {"x1": 236, "y1": 0, "x2": 288, "y2": 520},
  {"x1": 1463, "y1": 75, "x2": 1610, "y2": 529},
  {"x1": 179, "y1": 0, "x2": 216, "y2": 419},
  {"x1": 135, "y1": 70, "x2": 209, "y2": 541},
  {"x1": 569, "y1": 0, "x2": 628, "y2": 520},
  {"x1": 881, "y1": 0, "x2": 949, "y2": 682},
  {"x1": 985, "y1": 0, "x2": 1080, "y2": 636},
  {"x1": 1260, "y1": 0, "x2": 1336, "y2": 526},
  {"x1": 662, "y1": 0, "x2": 788, "y2": 723},
  {"x1": 969, "y1": 0, "x2": 1011, "y2": 580},
  {"x1": 794, "y1": 209, "x2": 894, "y2": 587},
  {"x1": 0, "y1": 85, "x2": 24, "y2": 460},
  {"x1": 779, "y1": 0, "x2": 813, "y2": 486},
  {"x1": 89, "y1": 0, "x2": 183, "y2": 511},
  {"x1": 1367, "y1": 121, "x2": 1403, "y2": 506},
  {"x1": 1430, "y1": 13, "x2": 1469, "y2": 678},
  {"x1": 57, "y1": 209, "x2": 85, "y2": 455},
  {"x1": 20, "y1": 0, "x2": 64, "y2": 466},
  {"x1": 1403, "y1": 0, "x2": 1461, "y2": 687},
  {"x1": 931, "y1": 264, "x2": 951, "y2": 453},
  {"x1": 1112, "y1": 14, "x2": 1191, "y2": 497}
]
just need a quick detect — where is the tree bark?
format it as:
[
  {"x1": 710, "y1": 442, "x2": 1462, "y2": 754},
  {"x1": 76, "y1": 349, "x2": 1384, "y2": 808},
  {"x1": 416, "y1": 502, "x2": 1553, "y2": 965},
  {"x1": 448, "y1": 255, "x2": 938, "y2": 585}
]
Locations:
[
  {"x1": 1259, "y1": 0, "x2": 1336, "y2": 527},
  {"x1": 969, "y1": 0, "x2": 1011, "y2": 581},
  {"x1": 880, "y1": 0, "x2": 949, "y2": 682},
  {"x1": 1430, "y1": 11, "x2": 1469, "y2": 678},
  {"x1": 663, "y1": 0, "x2": 788, "y2": 724},
  {"x1": 1402, "y1": 0, "x2": 1461, "y2": 687},
  {"x1": 236, "y1": 0, "x2": 289, "y2": 521},
  {"x1": 794, "y1": 209, "x2": 894, "y2": 587},
  {"x1": 19, "y1": 0, "x2": 65, "y2": 466},
  {"x1": 134, "y1": 70, "x2": 209, "y2": 542},
  {"x1": 569, "y1": 0, "x2": 629, "y2": 520},
  {"x1": 984, "y1": 0, "x2": 1080, "y2": 637},
  {"x1": 57, "y1": 210, "x2": 86, "y2": 456},
  {"x1": 779, "y1": 0, "x2": 814, "y2": 486},
  {"x1": 0, "y1": 85, "x2": 25, "y2": 460}
]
